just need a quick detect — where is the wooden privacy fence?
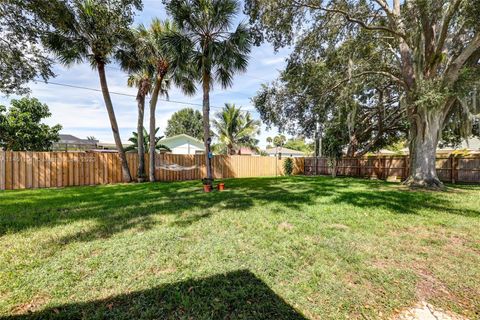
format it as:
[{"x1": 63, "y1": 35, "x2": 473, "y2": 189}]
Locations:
[
  {"x1": 304, "y1": 156, "x2": 480, "y2": 183},
  {"x1": 0, "y1": 151, "x2": 304, "y2": 190}
]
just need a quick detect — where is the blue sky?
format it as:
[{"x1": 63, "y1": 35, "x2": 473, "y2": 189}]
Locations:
[{"x1": 0, "y1": 1, "x2": 291, "y2": 148}]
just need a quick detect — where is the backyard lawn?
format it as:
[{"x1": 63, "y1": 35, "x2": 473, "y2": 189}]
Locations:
[{"x1": 0, "y1": 176, "x2": 479, "y2": 319}]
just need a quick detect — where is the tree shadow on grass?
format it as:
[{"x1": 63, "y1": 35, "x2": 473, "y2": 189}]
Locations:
[
  {"x1": 2, "y1": 270, "x2": 307, "y2": 320},
  {"x1": 0, "y1": 177, "x2": 477, "y2": 244},
  {"x1": 330, "y1": 183, "x2": 480, "y2": 217},
  {"x1": 0, "y1": 177, "x2": 339, "y2": 242}
]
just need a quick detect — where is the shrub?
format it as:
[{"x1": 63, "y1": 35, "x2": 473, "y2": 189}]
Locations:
[{"x1": 283, "y1": 158, "x2": 294, "y2": 175}]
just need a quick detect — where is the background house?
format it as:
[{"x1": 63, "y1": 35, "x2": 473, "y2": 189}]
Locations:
[
  {"x1": 264, "y1": 147, "x2": 305, "y2": 158},
  {"x1": 160, "y1": 134, "x2": 205, "y2": 155},
  {"x1": 53, "y1": 134, "x2": 98, "y2": 151}
]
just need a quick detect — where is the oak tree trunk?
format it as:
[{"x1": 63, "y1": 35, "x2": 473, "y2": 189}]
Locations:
[
  {"x1": 330, "y1": 158, "x2": 337, "y2": 178},
  {"x1": 97, "y1": 62, "x2": 132, "y2": 182},
  {"x1": 405, "y1": 109, "x2": 444, "y2": 189},
  {"x1": 136, "y1": 86, "x2": 146, "y2": 182},
  {"x1": 202, "y1": 75, "x2": 213, "y2": 184},
  {"x1": 148, "y1": 77, "x2": 163, "y2": 182}
]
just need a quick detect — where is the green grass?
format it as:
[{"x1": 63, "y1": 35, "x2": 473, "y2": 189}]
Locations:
[{"x1": 0, "y1": 176, "x2": 479, "y2": 319}]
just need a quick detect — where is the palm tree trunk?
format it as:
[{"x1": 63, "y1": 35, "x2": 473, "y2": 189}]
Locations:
[
  {"x1": 136, "y1": 85, "x2": 146, "y2": 182},
  {"x1": 97, "y1": 62, "x2": 132, "y2": 182},
  {"x1": 148, "y1": 76, "x2": 163, "y2": 182},
  {"x1": 202, "y1": 74, "x2": 213, "y2": 183}
]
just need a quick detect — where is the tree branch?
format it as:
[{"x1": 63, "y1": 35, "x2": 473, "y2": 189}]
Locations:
[
  {"x1": 434, "y1": 0, "x2": 462, "y2": 61},
  {"x1": 445, "y1": 33, "x2": 480, "y2": 85},
  {"x1": 290, "y1": 0, "x2": 406, "y2": 39},
  {"x1": 329, "y1": 71, "x2": 407, "y2": 92},
  {"x1": 373, "y1": 0, "x2": 396, "y2": 26}
]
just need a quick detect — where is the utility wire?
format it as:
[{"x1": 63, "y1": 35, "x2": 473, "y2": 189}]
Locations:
[
  {"x1": 34, "y1": 79, "x2": 221, "y2": 109},
  {"x1": 33, "y1": 79, "x2": 259, "y2": 113}
]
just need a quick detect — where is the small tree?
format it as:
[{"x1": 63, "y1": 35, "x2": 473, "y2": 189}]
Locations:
[
  {"x1": 283, "y1": 158, "x2": 294, "y2": 176},
  {"x1": 124, "y1": 127, "x2": 171, "y2": 153},
  {"x1": 0, "y1": 98, "x2": 62, "y2": 151},
  {"x1": 212, "y1": 104, "x2": 260, "y2": 155},
  {"x1": 165, "y1": 108, "x2": 204, "y2": 141},
  {"x1": 273, "y1": 135, "x2": 286, "y2": 148}
]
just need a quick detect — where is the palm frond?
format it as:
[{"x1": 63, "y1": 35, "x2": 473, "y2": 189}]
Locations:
[{"x1": 213, "y1": 103, "x2": 260, "y2": 154}]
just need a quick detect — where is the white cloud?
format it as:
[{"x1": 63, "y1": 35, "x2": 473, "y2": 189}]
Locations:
[{"x1": 261, "y1": 56, "x2": 286, "y2": 66}]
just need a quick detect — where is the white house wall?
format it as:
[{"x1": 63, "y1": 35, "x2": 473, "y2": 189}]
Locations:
[{"x1": 170, "y1": 143, "x2": 204, "y2": 155}]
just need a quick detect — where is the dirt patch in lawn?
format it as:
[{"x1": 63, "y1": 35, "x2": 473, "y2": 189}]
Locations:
[
  {"x1": 278, "y1": 222, "x2": 294, "y2": 231},
  {"x1": 11, "y1": 294, "x2": 50, "y2": 315},
  {"x1": 394, "y1": 301, "x2": 468, "y2": 320}
]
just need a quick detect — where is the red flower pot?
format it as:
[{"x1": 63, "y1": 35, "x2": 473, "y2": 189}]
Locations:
[
  {"x1": 217, "y1": 183, "x2": 225, "y2": 191},
  {"x1": 203, "y1": 184, "x2": 212, "y2": 193}
]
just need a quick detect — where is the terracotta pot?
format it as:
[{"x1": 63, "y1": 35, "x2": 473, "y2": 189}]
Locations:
[
  {"x1": 203, "y1": 184, "x2": 212, "y2": 193},
  {"x1": 217, "y1": 183, "x2": 225, "y2": 191}
]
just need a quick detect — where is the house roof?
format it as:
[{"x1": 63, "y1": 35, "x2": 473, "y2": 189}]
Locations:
[
  {"x1": 159, "y1": 134, "x2": 205, "y2": 150},
  {"x1": 238, "y1": 147, "x2": 254, "y2": 155},
  {"x1": 265, "y1": 147, "x2": 305, "y2": 155},
  {"x1": 58, "y1": 134, "x2": 97, "y2": 145}
]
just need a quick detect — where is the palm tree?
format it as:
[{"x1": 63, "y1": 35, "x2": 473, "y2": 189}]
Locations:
[
  {"x1": 45, "y1": 0, "x2": 141, "y2": 182},
  {"x1": 128, "y1": 72, "x2": 152, "y2": 181},
  {"x1": 117, "y1": 27, "x2": 155, "y2": 182},
  {"x1": 124, "y1": 127, "x2": 171, "y2": 153},
  {"x1": 213, "y1": 104, "x2": 260, "y2": 155},
  {"x1": 140, "y1": 19, "x2": 196, "y2": 182},
  {"x1": 165, "y1": 0, "x2": 252, "y2": 184},
  {"x1": 266, "y1": 137, "x2": 273, "y2": 146}
]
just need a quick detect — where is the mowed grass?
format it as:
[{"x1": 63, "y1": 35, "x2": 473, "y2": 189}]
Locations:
[{"x1": 0, "y1": 176, "x2": 479, "y2": 319}]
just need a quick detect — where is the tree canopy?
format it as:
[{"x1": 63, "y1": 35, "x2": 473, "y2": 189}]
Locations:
[
  {"x1": 0, "y1": 0, "x2": 72, "y2": 94},
  {"x1": 165, "y1": 108, "x2": 204, "y2": 141},
  {"x1": 0, "y1": 98, "x2": 62, "y2": 151},
  {"x1": 283, "y1": 138, "x2": 313, "y2": 154},
  {"x1": 247, "y1": 0, "x2": 480, "y2": 188},
  {"x1": 212, "y1": 104, "x2": 261, "y2": 155}
]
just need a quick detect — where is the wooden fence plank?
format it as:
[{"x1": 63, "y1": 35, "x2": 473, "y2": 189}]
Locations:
[
  {"x1": 5, "y1": 151, "x2": 13, "y2": 190},
  {"x1": 25, "y1": 152, "x2": 32, "y2": 189},
  {"x1": 0, "y1": 150, "x2": 5, "y2": 190},
  {"x1": 13, "y1": 151, "x2": 21, "y2": 189}
]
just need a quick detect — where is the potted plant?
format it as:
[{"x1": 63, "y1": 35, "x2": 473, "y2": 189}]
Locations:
[
  {"x1": 217, "y1": 182, "x2": 225, "y2": 191},
  {"x1": 202, "y1": 178, "x2": 213, "y2": 193}
]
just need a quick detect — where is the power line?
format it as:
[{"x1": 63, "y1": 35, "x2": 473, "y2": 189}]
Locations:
[
  {"x1": 33, "y1": 79, "x2": 259, "y2": 113},
  {"x1": 34, "y1": 79, "x2": 223, "y2": 109}
]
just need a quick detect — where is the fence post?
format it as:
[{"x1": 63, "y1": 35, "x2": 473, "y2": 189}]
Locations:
[
  {"x1": 452, "y1": 157, "x2": 458, "y2": 184},
  {"x1": 450, "y1": 156, "x2": 454, "y2": 183},
  {"x1": 0, "y1": 150, "x2": 5, "y2": 190},
  {"x1": 382, "y1": 157, "x2": 386, "y2": 180},
  {"x1": 356, "y1": 158, "x2": 361, "y2": 177}
]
